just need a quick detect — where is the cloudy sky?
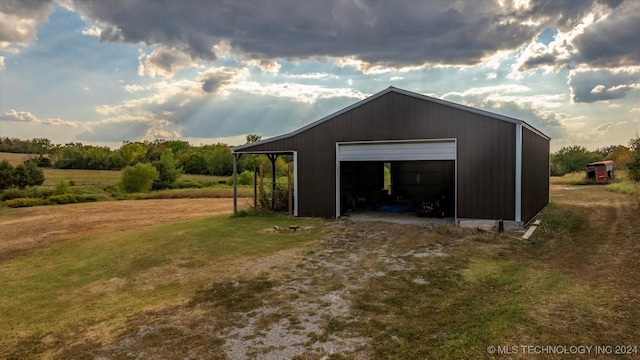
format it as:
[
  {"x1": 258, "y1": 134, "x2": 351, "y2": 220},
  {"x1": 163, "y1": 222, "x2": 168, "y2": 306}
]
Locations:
[{"x1": 1, "y1": 0, "x2": 639, "y2": 151}]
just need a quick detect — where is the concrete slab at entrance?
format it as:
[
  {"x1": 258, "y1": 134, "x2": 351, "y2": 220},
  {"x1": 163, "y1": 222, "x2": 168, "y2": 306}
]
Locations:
[{"x1": 344, "y1": 211, "x2": 454, "y2": 226}]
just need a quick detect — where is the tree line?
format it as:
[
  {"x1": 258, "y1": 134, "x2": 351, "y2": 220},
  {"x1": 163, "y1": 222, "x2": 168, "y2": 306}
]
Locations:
[
  {"x1": 551, "y1": 135, "x2": 640, "y2": 181},
  {"x1": 0, "y1": 135, "x2": 285, "y2": 177},
  {"x1": 3, "y1": 134, "x2": 639, "y2": 183}
]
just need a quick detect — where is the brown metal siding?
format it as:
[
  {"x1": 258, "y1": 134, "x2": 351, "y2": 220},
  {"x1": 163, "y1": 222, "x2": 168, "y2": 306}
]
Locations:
[
  {"x1": 239, "y1": 91, "x2": 517, "y2": 219},
  {"x1": 521, "y1": 127, "x2": 550, "y2": 223}
]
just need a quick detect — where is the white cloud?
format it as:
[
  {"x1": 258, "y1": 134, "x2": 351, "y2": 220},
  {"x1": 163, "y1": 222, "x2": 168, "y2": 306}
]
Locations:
[
  {"x1": 443, "y1": 84, "x2": 531, "y2": 98},
  {"x1": 0, "y1": 110, "x2": 78, "y2": 127},
  {"x1": 81, "y1": 26, "x2": 101, "y2": 37},
  {"x1": 593, "y1": 122, "x2": 612, "y2": 132},
  {"x1": 286, "y1": 72, "x2": 339, "y2": 80},
  {"x1": 558, "y1": 115, "x2": 586, "y2": 131},
  {"x1": 335, "y1": 57, "x2": 428, "y2": 75},
  {"x1": 569, "y1": 67, "x2": 640, "y2": 103},
  {"x1": 231, "y1": 82, "x2": 368, "y2": 105},
  {"x1": 197, "y1": 66, "x2": 247, "y2": 94},
  {"x1": 148, "y1": 129, "x2": 181, "y2": 140},
  {"x1": 96, "y1": 78, "x2": 203, "y2": 116},
  {"x1": 243, "y1": 59, "x2": 281, "y2": 74},
  {"x1": 1, "y1": 110, "x2": 39, "y2": 123},
  {"x1": 137, "y1": 47, "x2": 199, "y2": 78},
  {"x1": 124, "y1": 84, "x2": 146, "y2": 93},
  {"x1": 42, "y1": 118, "x2": 78, "y2": 127},
  {"x1": 0, "y1": 56, "x2": 4, "y2": 72},
  {"x1": 0, "y1": 1, "x2": 54, "y2": 52},
  {"x1": 77, "y1": 117, "x2": 170, "y2": 142}
]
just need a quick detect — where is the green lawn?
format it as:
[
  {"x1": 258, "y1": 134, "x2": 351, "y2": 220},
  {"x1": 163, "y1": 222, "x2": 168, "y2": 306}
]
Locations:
[{"x1": 0, "y1": 215, "x2": 321, "y2": 358}]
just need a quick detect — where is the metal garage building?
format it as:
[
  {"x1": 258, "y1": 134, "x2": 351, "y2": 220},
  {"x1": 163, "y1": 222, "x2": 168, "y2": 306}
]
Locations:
[{"x1": 231, "y1": 87, "x2": 550, "y2": 227}]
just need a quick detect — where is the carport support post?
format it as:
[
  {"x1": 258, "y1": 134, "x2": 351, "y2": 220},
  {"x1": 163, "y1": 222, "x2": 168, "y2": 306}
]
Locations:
[
  {"x1": 253, "y1": 167, "x2": 258, "y2": 209},
  {"x1": 267, "y1": 154, "x2": 278, "y2": 210},
  {"x1": 232, "y1": 153, "x2": 241, "y2": 215}
]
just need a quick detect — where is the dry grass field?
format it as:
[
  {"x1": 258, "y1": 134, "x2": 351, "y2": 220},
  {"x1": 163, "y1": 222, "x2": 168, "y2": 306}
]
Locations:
[
  {"x1": 0, "y1": 198, "x2": 249, "y2": 261},
  {"x1": 0, "y1": 152, "x2": 39, "y2": 165},
  {"x1": 0, "y1": 184, "x2": 638, "y2": 359}
]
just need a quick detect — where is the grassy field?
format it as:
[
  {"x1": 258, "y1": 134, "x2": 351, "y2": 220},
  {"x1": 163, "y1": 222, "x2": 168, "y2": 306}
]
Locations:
[
  {"x1": 551, "y1": 169, "x2": 638, "y2": 196},
  {"x1": 1, "y1": 152, "x2": 231, "y2": 187},
  {"x1": 0, "y1": 214, "x2": 322, "y2": 359},
  {"x1": 1, "y1": 185, "x2": 638, "y2": 358},
  {"x1": 1, "y1": 152, "x2": 254, "y2": 205},
  {"x1": 0, "y1": 152, "x2": 40, "y2": 165},
  {"x1": 41, "y1": 168, "x2": 229, "y2": 187}
]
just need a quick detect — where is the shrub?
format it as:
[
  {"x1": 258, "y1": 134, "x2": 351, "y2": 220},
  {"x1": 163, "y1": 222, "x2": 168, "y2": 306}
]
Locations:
[
  {"x1": 1, "y1": 187, "x2": 27, "y2": 201},
  {"x1": 55, "y1": 179, "x2": 72, "y2": 195},
  {"x1": 267, "y1": 180, "x2": 290, "y2": 210},
  {"x1": 629, "y1": 158, "x2": 640, "y2": 182},
  {"x1": 5, "y1": 198, "x2": 41, "y2": 208},
  {"x1": 152, "y1": 149, "x2": 183, "y2": 190},
  {"x1": 32, "y1": 187, "x2": 54, "y2": 198},
  {"x1": 82, "y1": 194, "x2": 100, "y2": 202},
  {"x1": 628, "y1": 134, "x2": 640, "y2": 182},
  {"x1": 0, "y1": 160, "x2": 45, "y2": 190},
  {"x1": 24, "y1": 157, "x2": 52, "y2": 168},
  {"x1": 47, "y1": 193, "x2": 80, "y2": 205},
  {"x1": 174, "y1": 178, "x2": 204, "y2": 189},
  {"x1": 121, "y1": 163, "x2": 159, "y2": 193},
  {"x1": 226, "y1": 170, "x2": 255, "y2": 186},
  {"x1": 0, "y1": 160, "x2": 13, "y2": 190}
]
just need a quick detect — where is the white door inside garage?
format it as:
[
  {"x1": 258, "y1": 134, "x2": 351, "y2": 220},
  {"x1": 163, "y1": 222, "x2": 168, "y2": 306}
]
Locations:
[{"x1": 335, "y1": 139, "x2": 457, "y2": 218}]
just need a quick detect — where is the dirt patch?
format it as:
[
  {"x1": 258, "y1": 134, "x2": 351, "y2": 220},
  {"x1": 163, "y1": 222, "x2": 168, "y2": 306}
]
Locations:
[{"x1": 0, "y1": 198, "x2": 246, "y2": 261}]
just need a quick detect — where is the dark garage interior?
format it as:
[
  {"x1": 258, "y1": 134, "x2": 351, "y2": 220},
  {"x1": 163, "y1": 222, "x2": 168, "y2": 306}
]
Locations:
[{"x1": 340, "y1": 160, "x2": 455, "y2": 217}]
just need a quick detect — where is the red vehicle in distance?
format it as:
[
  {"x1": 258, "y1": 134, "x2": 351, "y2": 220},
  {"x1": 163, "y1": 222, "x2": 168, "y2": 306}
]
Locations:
[{"x1": 585, "y1": 160, "x2": 615, "y2": 183}]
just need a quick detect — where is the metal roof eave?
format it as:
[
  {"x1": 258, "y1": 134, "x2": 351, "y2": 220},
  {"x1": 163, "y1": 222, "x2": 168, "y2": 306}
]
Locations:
[{"x1": 232, "y1": 86, "x2": 550, "y2": 152}]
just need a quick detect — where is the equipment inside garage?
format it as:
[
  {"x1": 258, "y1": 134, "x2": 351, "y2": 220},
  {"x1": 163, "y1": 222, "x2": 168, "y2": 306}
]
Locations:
[{"x1": 340, "y1": 160, "x2": 455, "y2": 217}]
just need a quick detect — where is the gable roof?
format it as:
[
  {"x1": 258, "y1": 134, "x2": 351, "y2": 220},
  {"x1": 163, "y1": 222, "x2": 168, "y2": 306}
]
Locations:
[{"x1": 233, "y1": 86, "x2": 549, "y2": 152}]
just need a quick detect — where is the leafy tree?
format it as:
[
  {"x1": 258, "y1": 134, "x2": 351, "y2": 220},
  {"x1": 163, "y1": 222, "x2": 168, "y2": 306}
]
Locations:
[
  {"x1": 9, "y1": 161, "x2": 45, "y2": 189},
  {"x1": 627, "y1": 134, "x2": 640, "y2": 182},
  {"x1": 245, "y1": 134, "x2": 262, "y2": 144},
  {"x1": 152, "y1": 149, "x2": 183, "y2": 190},
  {"x1": 182, "y1": 148, "x2": 208, "y2": 174},
  {"x1": 118, "y1": 141, "x2": 148, "y2": 167},
  {"x1": 604, "y1": 146, "x2": 632, "y2": 169},
  {"x1": 594, "y1": 145, "x2": 624, "y2": 158},
  {"x1": 121, "y1": 163, "x2": 159, "y2": 193},
  {"x1": 164, "y1": 140, "x2": 190, "y2": 154},
  {"x1": 203, "y1": 144, "x2": 233, "y2": 176},
  {"x1": 31, "y1": 138, "x2": 54, "y2": 155},
  {"x1": 0, "y1": 160, "x2": 14, "y2": 190},
  {"x1": 0, "y1": 137, "x2": 56, "y2": 154},
  {"x1": 54, "y1": 143, "x2": 116, "y2": 170},
  {"x1": 550, "y1": 146, "x2": 601, "y2": 176},
  {"x1": 238, "y1": 153, "x2": 264, "y2": 173}
]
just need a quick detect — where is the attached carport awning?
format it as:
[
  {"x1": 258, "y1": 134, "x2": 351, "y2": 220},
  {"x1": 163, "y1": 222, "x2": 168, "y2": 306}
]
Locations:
[{"x1": 231, "y1": 150, "x2": 299, "y2": 217}]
